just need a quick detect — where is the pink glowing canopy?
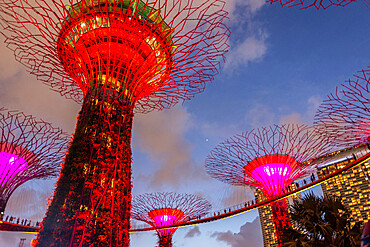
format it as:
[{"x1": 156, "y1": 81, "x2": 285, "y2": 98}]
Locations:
[
  {"x1": 0, "y1": 152, "x2": 29, "y2": 188},
  {"x1": 245, "y1": 154, "x2": 302, "y2": 198},
  {"x1": 148, "y1": 208, "x2": 184, "y2": 236}
]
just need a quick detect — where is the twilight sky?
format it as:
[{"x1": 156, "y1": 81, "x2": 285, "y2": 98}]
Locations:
[{"x1": 0, "y1": 0, "x2": 369, "y2": 246}]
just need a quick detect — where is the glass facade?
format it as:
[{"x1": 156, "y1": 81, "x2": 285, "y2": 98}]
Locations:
[
  {"x1": 318, "y1": 151, "x2": 370, "y2": 226},
  {"x1": 255, "y1": 188, "x2": 300, "y2": 247}
]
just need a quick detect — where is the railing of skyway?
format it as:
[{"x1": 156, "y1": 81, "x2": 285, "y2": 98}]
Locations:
[
  {"x1": 130, "y1": 151, "x2": 370, "y2": 233},
  {"x1": 1, "y1": 151, "x2": 369, "y2": 234},
  {"x1": 0, "y1": 220, "x2": 39, "y2": 233},
  {"x1": 0, "y1": 215, "x2": 40, "y2": 227}
]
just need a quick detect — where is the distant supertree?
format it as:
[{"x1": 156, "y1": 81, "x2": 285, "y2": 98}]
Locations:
[
  {"x1": 0, "y1": 108, "x2": 69, "y2": 214},
  {"x1": 314, "y1": 67, "x2": 370, "y2": 148},
  {"x1": 0, "y1": 0, "x2": 229, "y2": 245},
  {"x1": 132, "y1": 192, "x2": 211, "y2": 247},
  {"x1": 267, "y1": 0, "x2": 356, "y2": 10},
  {"x1": 205, "y1": 124, "x2": 334, "y2": 246}
]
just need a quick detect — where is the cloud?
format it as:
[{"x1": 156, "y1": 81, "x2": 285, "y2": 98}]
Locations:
[
  {"x1": 211, "y1": 217, "x2": 263, "y2": 247},
  {"x1": 242, "y1": 95, "x2": 323, "y2": 129},
  {"x1": 224, "y1": 35, "x2": 267, "y2": 73},
  {"x1": 225, "y1": 0, "x2": 265, "y2": 22},
  {"x1": 221, "y1": 186, "x2": 255, "y2": 208},
  {"x1": 133, "y1": 107, "x2": 208, "y2": 188},
  {"x1": 244, "y1": 104, "x2": 275, "y2": 128},
  {"x1": 306, "y1": 95, "x2": 322, "y2": 121},
  {"x1": 0, "y1": 180, "x2": 55, "y2": 247},
  {"x1": 184, "y1": 226, "x2": 201, "y2": 238},
  {"x1": 5, "y1": 179, "x2": 55, "y2": 221},
  {"x1": 280, "y1": 113, "x2": 302, "y2": 125},
  {"x1": 0, "y1": 71, "x2": 80, "y2": 134},
  {"x1": 199, "y1": 122, "x2": 242, "y2": 141},
  {"x1": 222, "y1": 0, "x2": 268, "y2": 72},
  {"x1": 0, "y1": 36, "x2": 80, "y2": 134},
  {"x1": 0, "y1": 37, "x2": 23, "y2": 80},
  {"x1": 279, "y1": 95, "x2": 323, "y2": 125},
  {"x1": 0, "y1": 232, "x2": 34, "y2": 247}
]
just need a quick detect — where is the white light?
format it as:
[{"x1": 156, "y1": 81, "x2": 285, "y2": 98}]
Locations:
[
  {"x1": 9, "y1": 157, "x2": 15, "y2": 165},
  {"x1": 283, "y1": 167, "x2": 288, "y2": 176},
  {"x1": 264, "y1": 166, "x2": 271, "y2": 176}
]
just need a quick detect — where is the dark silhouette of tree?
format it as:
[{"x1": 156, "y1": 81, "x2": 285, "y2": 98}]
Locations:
[{"x1": 282, "y1": 192, "x2": 362, "y2": 247}]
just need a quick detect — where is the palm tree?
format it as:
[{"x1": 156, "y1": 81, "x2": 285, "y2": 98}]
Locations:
[
  {"x1": 280, "y1": 227, "x2": 311, "y2": 247},
  {"x1": 281, "y1": 192, "x2": 362, "y2": 247}
]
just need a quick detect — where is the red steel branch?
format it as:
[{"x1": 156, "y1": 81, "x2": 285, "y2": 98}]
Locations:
[
  {"x1": 0, "y1": 108, "x2": 69, "y2": 214},
  {"x1": 132, "y1": 192, "x2": 211, "y2": 247},
  {"x1": 267, "y1": 0, "x2": 356, "y2": 10},
  {"x1": 314, "y1": 67, "x2": 370, "y2": 148},
  {"x1": 0, "y1": 0, "x2": 229, "y2": 246}
]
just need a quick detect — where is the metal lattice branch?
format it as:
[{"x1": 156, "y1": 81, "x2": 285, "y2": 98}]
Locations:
[
  {"x1": 266, "y1": 0, "x2": 356, "y2": 10},
  {"x1": 314, "y1": 67, "x2": 370, "y2": 148},
  {"x1": 132, "y1": 192, "x2": 211, "y2": 226},
  {"x1": 0, "y1": 108, "x2": 70, "y2": 212},
  {"x1": 0, "y1": 0, "x2": 229, "y2": 113},
  {"x1": 205, "y1": 124, "x2": 334, "y2": 197}
]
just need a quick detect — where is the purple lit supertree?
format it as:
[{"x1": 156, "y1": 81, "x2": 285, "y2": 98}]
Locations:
[
  {"x1": 205, "y1": 124, "x2": 334, "y2": 246},
  {"x1": 132, "y1": 192, "x2": 211, "y2": 247},
  {"x1": 0, "y1": 0, "x2": 229, "y2": 246},
  {"x1": 314, "y1": 67, "x2": 370, "y2": 148},
  {"x1": 267, "y1": 0, "x2": 356, "y2": 10},
  {"x1": 0, "y1": 108, "x2": 69, "y2": 215}
]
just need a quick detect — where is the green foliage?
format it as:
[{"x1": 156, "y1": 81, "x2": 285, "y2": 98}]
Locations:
[{"x1": 281, "y1": 192, "x2": 362, "y2": 247}]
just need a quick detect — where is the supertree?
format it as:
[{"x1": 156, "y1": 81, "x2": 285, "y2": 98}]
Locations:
[
  {"x1": 205, "y1": 124, "x2": 334, "y2": 246},
  {"x1": 0, "y1": 0, "x2": 229, "y2": 246},
  {"x1": 0, "y1": 108, "x2": 69, "y2": 215},
  {"x1": 314, "y1": 67, "x2": 370, "y2": 148},
  {"x1": 132, "y1": 192, "x2": 211, "y2": 247},
  {"x1": 267, "y1": 0, "x2": 356, "y2": 10}
]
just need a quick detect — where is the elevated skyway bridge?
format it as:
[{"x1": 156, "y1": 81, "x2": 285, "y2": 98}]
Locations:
[
  {"x1": 131, "y1": 150, "x2": 370, "y2": 233},
  {"x1": 1, "y1": 150, "x2": 370, "y2": 234}
]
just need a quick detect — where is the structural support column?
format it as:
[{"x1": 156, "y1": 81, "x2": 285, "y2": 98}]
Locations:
[
  {"x1": 270, "y1": 199, "x2": 292, "y2": 247},
  {"x1": 158, "y1": 234, "x2": 173, "y2": 247},
  {"x1": 37, "y1": 87, "x2": 134, "y2": 247}
]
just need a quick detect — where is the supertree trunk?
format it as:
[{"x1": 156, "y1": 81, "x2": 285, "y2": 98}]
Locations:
[
  {"x1": 158, "y1": 235, "x2": 173, "y2": 247},
  {"x1": 271, "y1": 199, "x2": 291, "y2": 247},
  {"x1": 37, "y1": 86, "x2": 133, "y2": 247}
]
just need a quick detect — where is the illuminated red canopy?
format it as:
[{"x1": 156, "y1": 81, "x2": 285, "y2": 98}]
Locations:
[
  {"x1": 245, "y1": 154, "x2": 302, "y2": 198},
  {"x1": 148, "y1": 208, "x2": 184, "y2": 236},
  {"x1": 132, "y1": 192, "x2": 211, "y2": 239},
  {"x1": 205, "y1": 124, "x2": 334, "y2": 197},
  {"x1": 205, "y1": 124, "x2": 334, "y2": 247},
  {"x1": 0, "y1": 144, "x2": 33, "y2": 189},
  {"x1": 0, "y1": 109, "x2": 69, "y2": 214},
  {"x1": 0, "y1": 0, "x2": 230, "y2": 113},
  {"x1": 57, "y1": 2, "x2": 173, "y2": 102}
]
